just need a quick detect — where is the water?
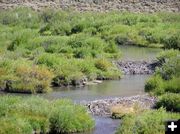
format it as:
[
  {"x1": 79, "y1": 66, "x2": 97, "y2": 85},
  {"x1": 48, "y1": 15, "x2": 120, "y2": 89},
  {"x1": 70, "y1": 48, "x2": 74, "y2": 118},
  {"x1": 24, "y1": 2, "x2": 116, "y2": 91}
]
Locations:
[
  {"x1": 119, "y1": 45, "x2": 162, "y2": 61},
  {"x1": 41, "y1": 75, "x2": 150, "y2": 102},
  {"x1": 41, "y1": 46, "x2": 162, "y2": 102},
  {"x1": 87, "y1": 116, "x2": 120, "y2": 134}
]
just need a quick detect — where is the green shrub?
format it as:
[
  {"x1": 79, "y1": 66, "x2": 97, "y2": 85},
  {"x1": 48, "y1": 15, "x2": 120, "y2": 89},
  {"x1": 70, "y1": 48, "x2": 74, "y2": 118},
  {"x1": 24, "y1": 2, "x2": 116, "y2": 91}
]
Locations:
[
  {"x1": 11, "y1": 64, "x2": 53, "y2": 93},
  {"x1": 122, "y1": 15, "x2": 138, "y2": 26},
  {"x1": 116, "y1": 108, "x2": 180, "y2": 134},
  {"x1": 71, "y1": 23, "x2": 84, "y2": 34},
  {"x1": 0, "y1": 95, "x2": 21, "y2": 117},
  {"x1": 104, "y1": 41, "x2": 119, "y2": 54},
  {"x1": 0, "y1": 117, "x2": 33, "y2": 134},
  {"x1": 162, "y1": 34, "x2": 180, "y2": 49},
  {"x1": 40, "y1": 9, "x2": 55, "y2": 23},
  {"x1": 36, "y1": 53, "x2": 61, "y2": 67},
  {"x1": 157, "y1": 49, "x2": 179, "y2": 63},
  {"x1": 164, "y1": 77, "x2": 180, "y2": 93},
  {"x1": 156, "y1": 56, "x2": 180, "y2": 80},
  {"x1": 6, "y1": 29, "x2": 38, "y2": 51},
  {"x1": 50, "y1": 22, "x2": 71, "y2": 35},
  {"x1": 95, "y1": 58, "x2": 112, "y2": 71},
  {"x1": 0, "y1": 8, "x2": 40, "y2": 28},
  {"x1": 158, "y1": 12, "x2": 180, "y2": 23},
  {"x1": 0, "y1": 60, "x2": 53, "y2": 93},
  {"x1": 156, "y1": 93, "x2": 180, "y2": 112},
  {"x1": 52, "y1": 65, "x2": 84, "y2": 86},
  {"x1": 145, "y1": 75, "x2": 165, "y2": 95},
  {"x1": 67, "y1": 35, "x2": 86, "y2": 48},
  {"x1": 13, "y1": 96, "x2": 51, "y2": 133},
  {"x1": 102, "y1": 68, "x2": 122, "y2": 80},
  {"x1": 0, "y1": 96, "x2": 95, "y2": 134},
  {"x1": 74, "y1": 48, "x2": 92, "y2": 58},
  {"x1": 115, "y1": 35, "x2": 130, "y2": 45},
  {"x1": 146, "y1": 50, "x2": 179, "y2": 96},
  {"x1": 0, "y1": 96, "x2": 50, "y2": 134},
  {"x1": 50, "y1": 99, "x2": 95, "y2": 133}
]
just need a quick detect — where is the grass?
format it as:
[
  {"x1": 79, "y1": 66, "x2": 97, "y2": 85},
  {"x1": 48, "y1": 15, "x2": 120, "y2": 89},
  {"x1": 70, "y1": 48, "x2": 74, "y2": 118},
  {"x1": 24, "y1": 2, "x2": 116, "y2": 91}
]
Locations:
[
  {"x1": 0, "y1": 58, "x2": 53, "y2": 93},
  {"x1": 155, "y1": 93, "x2": 180, "y2": 112},
  {"x1": 50, "y1": 99, "x2": 94, "y2": 133},
  {"x1": 145, "y1": 49, "x2": 180, "y2": 95},
  {"x1": 0, "y1": 96, "x2": 95, "y2": 134},
  {"x1": 116, "y1": 108, "x2": 180, "y2": 134},
  {"x1": 110, "y1": 103, "x2": 143, "y2": 119}
]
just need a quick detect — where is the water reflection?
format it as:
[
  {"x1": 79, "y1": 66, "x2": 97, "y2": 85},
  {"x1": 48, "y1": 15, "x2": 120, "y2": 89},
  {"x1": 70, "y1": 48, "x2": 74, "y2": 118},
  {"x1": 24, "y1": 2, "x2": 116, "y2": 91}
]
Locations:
[
  {"x1": 42, "y1": 75, "x2": 150, "y2": 101},
  {"x1": 77, "y1": 116, "x2": 120, "y2": 134},
  {"x1": 119, "y1": 45, "x2": 162, "y2": 61}
]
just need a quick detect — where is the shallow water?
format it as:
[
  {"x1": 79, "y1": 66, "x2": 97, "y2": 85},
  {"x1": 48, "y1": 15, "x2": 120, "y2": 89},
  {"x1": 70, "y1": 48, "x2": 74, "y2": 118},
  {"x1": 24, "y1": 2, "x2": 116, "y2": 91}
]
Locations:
[
  {"x1": 41, "y1": 46, "x2": 162, "y2": 101},
  {"x1": 41, "y1": 75, "x2": 150, "y2": 102},
  {"x1": 79, "y1": 116, "x2": 120, "y2": 134},
  {"x1": 119, "y1": 45, "x2": 162, "y2": 61}
]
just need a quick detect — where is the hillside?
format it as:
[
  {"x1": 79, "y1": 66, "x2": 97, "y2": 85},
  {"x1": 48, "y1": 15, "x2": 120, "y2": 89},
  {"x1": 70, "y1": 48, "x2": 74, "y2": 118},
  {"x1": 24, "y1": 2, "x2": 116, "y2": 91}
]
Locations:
[{"x1": 0, "y1": 0, "x2": 179, "y2": 12}]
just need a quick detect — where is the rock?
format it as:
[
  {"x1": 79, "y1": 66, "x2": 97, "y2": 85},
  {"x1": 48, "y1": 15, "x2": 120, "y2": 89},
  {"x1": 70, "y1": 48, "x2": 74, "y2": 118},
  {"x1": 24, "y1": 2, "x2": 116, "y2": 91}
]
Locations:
[
  {"x1": 115, "y1": 60, "x2": 161, "y2": 75},
  {"x1": 0, "y1": 0, "x2": 179, "y2": 12},
  {"x1": 93, "y1": 80, "x2": 103, "y2": 84},
  {"x1": 84, "y1": 94, "x2": 157, "y2": 116}
]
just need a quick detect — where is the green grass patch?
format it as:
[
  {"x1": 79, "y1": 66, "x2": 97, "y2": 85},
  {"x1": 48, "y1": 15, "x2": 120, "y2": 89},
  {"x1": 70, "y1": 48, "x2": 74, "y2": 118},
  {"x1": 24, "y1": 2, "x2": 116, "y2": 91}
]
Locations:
[
  {"x1": 0, "y1": 96, "x2": 95, "y2": 134},
  {"x1": 116, "y1": 108, "x2": 180, "y2": 134}
]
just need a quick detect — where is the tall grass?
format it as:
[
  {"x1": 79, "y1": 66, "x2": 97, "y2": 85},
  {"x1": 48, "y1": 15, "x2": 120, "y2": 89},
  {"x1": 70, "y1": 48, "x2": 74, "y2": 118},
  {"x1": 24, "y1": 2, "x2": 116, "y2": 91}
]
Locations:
[
  {"x1": 116, "y1": 108, "x2": 180, "y2": 134},
  {"x1": 0, "y1": 96, "x2": 95, "y2": 134}
]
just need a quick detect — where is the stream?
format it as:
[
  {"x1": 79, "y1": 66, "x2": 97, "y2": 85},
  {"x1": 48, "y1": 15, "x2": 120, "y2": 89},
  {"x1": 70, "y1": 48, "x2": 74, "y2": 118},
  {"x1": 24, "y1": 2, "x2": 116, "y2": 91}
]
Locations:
[{"x1": 42, "y1": 46, "x2": 162, "y2": 134}]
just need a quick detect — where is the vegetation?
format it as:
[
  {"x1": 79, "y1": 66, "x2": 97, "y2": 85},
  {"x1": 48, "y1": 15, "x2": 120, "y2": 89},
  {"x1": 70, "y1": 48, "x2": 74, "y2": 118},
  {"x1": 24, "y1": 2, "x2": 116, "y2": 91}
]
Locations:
[
  {"x1": 117, "y1": 49, "x2": 180, "y2": 133},
  {"x1": 155, "y1": 93, "x2": 180, "y2": 112},
  {"x1": 50, "y1": 100, "x2": 94, "y2": 133},
  {"x1": 145, "y1": 49, "x2": 180, "y2": 95},
  {"x1": 0, "y1": 8, "x2": 179, "y2": 93},
  {"x1": 0, "y1": 59, "x2": 53, "y2": 93},
  {"x1": 145, "y1": 49, "x2": 180, "y2": 110},
  {"x1": 0, "y1": 7, "x2": 180, "y2": 134},
  {"x1": 111, "y1": 103, "x2": 143, "y2": 119},
  {"x1": 116, "y1": 108, "x2": 180, "y2": 134},
  {"x1": 0, "y1": 96, "x2": 94, "y2": 134}
]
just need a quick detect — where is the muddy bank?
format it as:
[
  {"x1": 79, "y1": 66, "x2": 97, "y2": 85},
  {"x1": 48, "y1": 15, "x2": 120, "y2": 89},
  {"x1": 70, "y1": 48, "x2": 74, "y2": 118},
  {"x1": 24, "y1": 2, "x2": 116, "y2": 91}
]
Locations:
[
  {"x1": 81, "y1": 94, "x2": 157, "y2": 116},
  {"x1": 115, "y1": 60, "x2": 160, "y2": 75}
]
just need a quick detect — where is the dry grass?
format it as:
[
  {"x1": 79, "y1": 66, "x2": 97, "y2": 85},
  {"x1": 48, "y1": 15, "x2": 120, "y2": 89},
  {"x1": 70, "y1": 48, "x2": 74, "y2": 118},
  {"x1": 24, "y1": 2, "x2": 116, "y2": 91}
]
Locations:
[{"x1": 111, "y1": 103, "x2": 144, "y2": 118}]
